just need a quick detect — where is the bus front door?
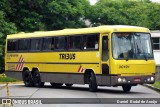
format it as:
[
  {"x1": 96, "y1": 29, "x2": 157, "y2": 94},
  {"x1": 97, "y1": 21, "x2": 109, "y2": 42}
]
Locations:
[{"x1": 100, "y1": 35, "x2": 110, "y2": 85}]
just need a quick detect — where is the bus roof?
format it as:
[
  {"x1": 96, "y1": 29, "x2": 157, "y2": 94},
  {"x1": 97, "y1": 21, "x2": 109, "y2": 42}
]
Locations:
[{"x1": 7, "y1": 25, "x2": 150, "y2": 39}]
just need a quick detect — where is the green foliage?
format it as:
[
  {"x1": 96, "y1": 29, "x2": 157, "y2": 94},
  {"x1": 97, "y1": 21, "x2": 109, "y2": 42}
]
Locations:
[
  {"x1": 6, "y1": 0, "x2": 90, "y2": 31},
  {"x1": 0, "y1": 77, "x2": 19, "y2": 82},
  {"x1": 0, "y1": 11, "x2": 17, "y2": 72},
  {"x1": 89, "y1": 0, "x2": 160, "y2": 30},
  {"x1": 6, "y1": 0, "x2": 45, "y2": 32},
  {"x1": 152, "y1": 81, "x2": 160, "y2": 89},
  {"x1": 44, "y1": 0, "x2": 90, "y2": 30}
]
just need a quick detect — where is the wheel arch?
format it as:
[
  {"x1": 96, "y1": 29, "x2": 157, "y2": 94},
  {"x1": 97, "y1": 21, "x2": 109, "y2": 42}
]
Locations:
[
  {"x1": 31, "y1": 67, "x2": 39, "y2": 75},
  {"x1": 23, "y1": 67, "x2": 29, "y2": 72},
  {"x1": 23, "y1": 67, "x2": 33, "y2": 72},
  {"x1": 84, "y1": 69, "x2": 96, "y2": 84}
]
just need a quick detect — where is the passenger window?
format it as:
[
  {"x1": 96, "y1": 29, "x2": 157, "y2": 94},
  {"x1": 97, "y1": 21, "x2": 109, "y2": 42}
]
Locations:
[
  {"x1": 18, "y1": 39, "x2": 30, "y2": 51},
  {"x1": 68, "y1": 36, "x2": 81, "y2": 50},
  {"x1": 83, "y1": 34, "x2": 99, "y2": 50},
  {"x1": 30, "y1": 39, "x2": 41, "y2": 50},
  {"x1": 55, "y1": 37, "x2": 67, "y2": 50},
  {"x1": 42, "y1": 38, "x2": 54, "y2": 50},
  {"x1": 7, "y1": 39, "x2": 18, "y2": 51}
]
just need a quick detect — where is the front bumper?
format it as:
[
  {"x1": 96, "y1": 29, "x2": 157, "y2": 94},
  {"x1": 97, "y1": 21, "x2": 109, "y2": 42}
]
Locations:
[
  {"x1": 111, "y1": 75, "x2": 155, "y2": 86},
  {"x1": 96, "y1": 75, "x2": 155, "y2": 86}
]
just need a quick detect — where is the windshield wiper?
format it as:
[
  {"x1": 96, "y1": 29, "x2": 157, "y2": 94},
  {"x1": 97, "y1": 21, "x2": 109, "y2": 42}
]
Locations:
[
  {"x1": 144, "y1": 54, "x2": 148, "y2": 61},
  {"x1": 126, "y1": 55, "x2": 129, "y2": 61}
]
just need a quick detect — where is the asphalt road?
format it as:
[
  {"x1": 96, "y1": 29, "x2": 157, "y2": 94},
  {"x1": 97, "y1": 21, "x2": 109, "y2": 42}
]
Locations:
[{"x1": 0, "y1": 83, "x2": 160, "y2": 107}]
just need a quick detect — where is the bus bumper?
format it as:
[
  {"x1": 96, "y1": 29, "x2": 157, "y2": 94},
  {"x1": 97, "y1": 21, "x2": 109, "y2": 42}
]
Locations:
[
  {"x1": 111, "y1": 75, "x2": 155, "y2": 86},
  {"x1": 97, "y1": 75, "x2": 155, "y2": 86}
]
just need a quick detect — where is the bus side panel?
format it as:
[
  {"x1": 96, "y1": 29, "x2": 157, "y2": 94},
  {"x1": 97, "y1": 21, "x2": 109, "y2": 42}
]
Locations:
[
  {"x1": 41, "y1": 73, "x2": 84, "y2": 84},
  {"x1": 5, "y1": 71, "x2": 23, "y2": 80}
]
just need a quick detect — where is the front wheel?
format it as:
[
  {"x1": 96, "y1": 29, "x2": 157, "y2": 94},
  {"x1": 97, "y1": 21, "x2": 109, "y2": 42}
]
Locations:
[
  {"x1": 89, "y1": 72, "x2": 97, "y2": 92},
  {"x1": 32, "y1": 70, "x2": 44, "y2": 87},
  {"x1": 22, "y1": 70, "x2": 34, "y2": 87},
  {"x1": 122, "y1": 85, "x2": 131, "y2": 92}
]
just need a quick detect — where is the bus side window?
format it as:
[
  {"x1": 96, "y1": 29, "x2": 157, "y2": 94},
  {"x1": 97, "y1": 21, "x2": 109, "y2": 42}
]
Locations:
[
  {"x1": 42, "y1": 38, "x2": 53, "y2": 50},
  {"x1": 68, "y1": 36, "x2": 81, "y2": 50},
  {"x1": 18, "y1": 39, "x2": 30, "y2": 51},
  {"x1": 102, "y1": 36, "x2": 108, "y2": 61},
  {"x1": 55, "y1": 37, "x2": 67, "y2": 50},
  {"x1": 7, "y1": 39, "x2": 18, "y2": 52},
  {"x1": 83, "y1": 36, "x2": 87, "y2": 49},
  {"x1": 30, "y1": 38, "x2": 41, "y2": 51},
  {"x1": 23, "y1": 39, "x2": 30, "y2": 50},
  {"x1": 50, "y1": 38, "x2": 55, "y2": 50},
  {"x1": 83, "y1": 34, "x2": 99, "y2": 50}
]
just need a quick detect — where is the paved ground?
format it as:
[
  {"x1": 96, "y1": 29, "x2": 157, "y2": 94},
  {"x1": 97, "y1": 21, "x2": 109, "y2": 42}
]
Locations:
[{"x1": 0, "y1": 83, "x2": 160, "y2": 107}]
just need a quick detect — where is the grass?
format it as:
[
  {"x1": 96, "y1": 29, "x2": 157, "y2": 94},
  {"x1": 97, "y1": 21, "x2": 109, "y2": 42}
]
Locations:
[
  {"x1": 152, "y1": 81, "x2": 160, "y2": 89},
  {"x1": 0, "y1": 77, "x2": 19, "y2": 82},
  {"x1": 0, "y1": 73, "x2": 19, "y2": 82}
]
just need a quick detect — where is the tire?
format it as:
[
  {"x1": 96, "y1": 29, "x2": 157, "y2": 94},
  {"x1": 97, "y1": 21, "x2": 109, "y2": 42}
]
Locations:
[
  {"x1": 122, "y1": 85, "x2": 131, "y2": 92},
  {"x1": 32, "y1": 70, "x2": 44, "y2": 87},
  {"x1": 65, "y1": 84, "x2": 73, "y2": 87},
  {"x1": 50, "y1": 83, "x2": 63, "y2": 87},
  {"x1": 89, "y1": 72, "x2": 97, "y2": 92},
  {"x1": 22, "y1": 70, "x2": 34, "y2": 87}
]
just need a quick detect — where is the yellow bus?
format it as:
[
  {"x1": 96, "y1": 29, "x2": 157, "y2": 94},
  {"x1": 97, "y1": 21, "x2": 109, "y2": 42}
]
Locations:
[{"x1": 5, "y1": 25, "x2": 155, "y2": 92}]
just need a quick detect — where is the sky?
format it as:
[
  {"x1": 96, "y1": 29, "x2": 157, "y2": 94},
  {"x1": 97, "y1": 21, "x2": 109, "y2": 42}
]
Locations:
[
  {"x1": 151, "y1": 0, "x2": 160, "y2": 3},
  {"x1": 89, "y1": 0, "x2": 160, "y2": 5},
  {"x1": 89, "y1": 0, "x2": 97, "y2": 5}
]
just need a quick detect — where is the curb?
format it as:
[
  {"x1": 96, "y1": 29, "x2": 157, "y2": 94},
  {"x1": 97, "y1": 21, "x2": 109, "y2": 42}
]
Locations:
[
  {"x1": 0, "y1": 81, "x2": 23, "y2": 84},
  {"x1": 144, "y1": 84, "x2": 160, "y2": 93}
]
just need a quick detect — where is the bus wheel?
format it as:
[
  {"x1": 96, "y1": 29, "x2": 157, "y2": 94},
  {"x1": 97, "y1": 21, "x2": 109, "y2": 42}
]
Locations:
[
  {"x1": 65, "y1": 84, "x2": 73, "y2": 87},
  {"x1": 32, "y1": 70, "x2": 44, "y2": 87},
  {"x1": 122, "y1": 85, "x2": 131, "y2": 92},
  {"x1": 50, "y1": 83, "x2": 63, "y2": 87},
  {"x1": 22, "y1": 70, "x2": 34, "y2": 87},
  {"x1": 89, "y1": 72, "x2": 97, "y2": 92}
]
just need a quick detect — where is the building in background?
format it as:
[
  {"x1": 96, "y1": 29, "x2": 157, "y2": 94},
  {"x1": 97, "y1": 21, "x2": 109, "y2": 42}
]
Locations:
[{"x1": 151, "y1": 31, "x2": 160, "y2": 80}]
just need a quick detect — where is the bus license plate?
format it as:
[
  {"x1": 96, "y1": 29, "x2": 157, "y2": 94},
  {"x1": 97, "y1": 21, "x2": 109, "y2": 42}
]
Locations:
[{"x1": 134, "y1": 78, "x2": 141, "y2": 82}]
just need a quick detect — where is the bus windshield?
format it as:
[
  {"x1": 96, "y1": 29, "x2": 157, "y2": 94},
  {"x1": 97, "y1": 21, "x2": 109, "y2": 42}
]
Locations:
[{"x1": 112, "y1": 32, "x2": 153, "y2": 60}]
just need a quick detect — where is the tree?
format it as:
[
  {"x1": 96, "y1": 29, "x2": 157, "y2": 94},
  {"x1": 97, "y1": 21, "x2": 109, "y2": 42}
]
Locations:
[
  {"x1": 88, "y1": 0, "x2": 160, "y2": 30},
  {"x1": 6, "y1": 0, "x2": 90, "y2": 31},
  {"x1": 0, "y1": 0, "x2": 91, "y2": 72},
  {"x1": 6, "y1": 0, "x2": 45, "y2": 32},
  {"x1": 44, "y1": 0, "x2": 90, "y2": 30},
  {"x1": 0, "y1": 11, "x2": 17, "y2": 72}
]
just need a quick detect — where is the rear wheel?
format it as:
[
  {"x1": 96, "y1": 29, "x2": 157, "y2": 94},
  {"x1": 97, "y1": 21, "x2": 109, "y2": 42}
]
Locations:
[
  {"x1": 32, "y1": 70, "x2": 44, "y2": 87},
  {"x1": 89, "y1": 72, "x2": 97, "y2": 92},
  {"x1": 122, "y1": 85, "x2": 131, "y2": 92},
  {"x1": 50, "y1": 83, "x2": 63, "y2": 87},
  {"x1": 65, "y1": 84, "x2": 73, "y2": 87},
  {"x1": 22, "y1": 70, "x2": 34, "y2": 87}
]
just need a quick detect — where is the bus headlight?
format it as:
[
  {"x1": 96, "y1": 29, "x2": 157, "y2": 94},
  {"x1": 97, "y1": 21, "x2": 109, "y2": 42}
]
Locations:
[
  {"x1": 118, "y1": 78, "x2": 122, "y2": 82},
  {"x1": 147, "y1": 78, "x2": 151, "y2": 82},
  {"x1": 122, "y1": 78, "x2": 126, "y2": 82},
  {"x1": 118, "y1": 78, "x2": 126, "y2": 83},
  {"x1": 147, "y1": 77, "x2": 154, "y2": 82},
  {"x1": 151, "y1": 77, "x2": 154, "y2": 81}
]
